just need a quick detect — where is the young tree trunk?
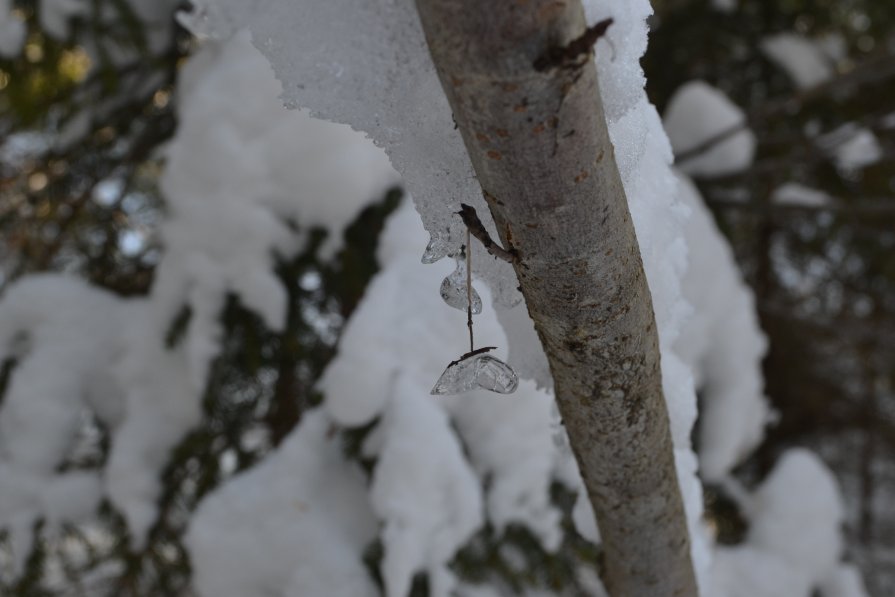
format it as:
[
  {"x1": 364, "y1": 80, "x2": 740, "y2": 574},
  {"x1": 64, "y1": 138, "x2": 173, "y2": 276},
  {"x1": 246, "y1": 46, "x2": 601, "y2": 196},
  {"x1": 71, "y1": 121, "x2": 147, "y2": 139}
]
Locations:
[{"x1": 413, "y1": 2, "x2": 698, "y2": 596}]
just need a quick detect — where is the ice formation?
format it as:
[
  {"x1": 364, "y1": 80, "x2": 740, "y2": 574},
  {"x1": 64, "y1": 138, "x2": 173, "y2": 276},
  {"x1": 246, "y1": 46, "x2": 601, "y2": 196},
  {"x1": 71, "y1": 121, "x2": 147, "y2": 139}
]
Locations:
[
  {"x1": 181, "y1": 0, "x2": 520, "y2": 308},
  {"x1": 439, "y1": 259, "x2": 483, "y2": 315},
  {"x1": 430, "y1": 353, "x2": 519, "y2": 396},
  {"x1": 317, "y1": 202, "x2": 561, "y2": 595}
]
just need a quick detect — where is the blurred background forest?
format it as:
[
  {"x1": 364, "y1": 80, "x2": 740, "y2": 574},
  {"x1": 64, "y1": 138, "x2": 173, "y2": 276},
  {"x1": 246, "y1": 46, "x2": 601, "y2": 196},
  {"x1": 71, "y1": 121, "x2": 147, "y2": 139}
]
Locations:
[{"x1": 0, "y1": 0, "x2": 893, "y2": 595}]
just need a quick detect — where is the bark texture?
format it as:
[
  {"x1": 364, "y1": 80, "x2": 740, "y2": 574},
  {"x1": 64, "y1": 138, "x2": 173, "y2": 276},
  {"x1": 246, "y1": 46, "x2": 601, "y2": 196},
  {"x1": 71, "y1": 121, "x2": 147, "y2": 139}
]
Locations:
[{"x1": 413, "y1": 2, "x2": 698, "y2": 596}]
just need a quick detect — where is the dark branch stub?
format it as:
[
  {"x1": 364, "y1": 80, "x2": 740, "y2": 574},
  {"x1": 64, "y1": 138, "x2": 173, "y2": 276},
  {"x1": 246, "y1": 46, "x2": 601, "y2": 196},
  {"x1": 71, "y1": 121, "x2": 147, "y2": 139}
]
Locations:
[
  {"x1": 458, "y1": 203, "x2": 517, "y2": 263},
  {"x1": 533, "y1": 17, "x2": 614, "y2": 72},
  {"x1": 448, "y1": 346, "x2": 497, "y2": 368}
]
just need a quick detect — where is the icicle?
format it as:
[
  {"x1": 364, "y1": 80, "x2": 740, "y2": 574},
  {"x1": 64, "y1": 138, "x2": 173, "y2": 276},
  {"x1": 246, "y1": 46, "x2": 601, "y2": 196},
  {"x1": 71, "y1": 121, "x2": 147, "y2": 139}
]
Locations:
[
  {"x1": 431, "y1": 219, "x2": 517, "y2": 396},
  {"x1": 439, "y1": 259, "x2": 482, "y2": 314},
  {"x1": 421, "y1": 234, "x2": 451, "y2": 264}
]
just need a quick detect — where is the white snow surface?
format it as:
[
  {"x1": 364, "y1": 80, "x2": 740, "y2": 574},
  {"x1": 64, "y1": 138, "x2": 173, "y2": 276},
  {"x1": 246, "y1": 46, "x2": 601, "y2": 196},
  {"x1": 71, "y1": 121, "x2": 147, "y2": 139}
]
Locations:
[
  {"x1": 0, "y1": 31, "x2": 398, "y2": 564},
  {"x1": 371, "y1": 379, "x2": 483, "y2": 597},
  {"x1": 317, "y1": 201, "x2": 568, "y2": 596},
  {"x1": 110, "y1": 32, "x2": 395, "y2": 545},
  {"x1": 817, "y1": 124, "x2": 883, "y2": 172},
  {"x1": 674, "y1": 173, "x2": 771, "y2": 480},
  {"x1": 821, "y1": 564, "x2": 870, "y2": 597},
  {"x1": 0, "y1": 275, "x2": 126, "y2": 574},
  {"x1": 761, "y1": 33, "x2": 834, "y2": 90},
  {"x1": 709, "y1": 546, "x2": 814, "y2": 597},
  {"x1": 190, "y1": 200, "x2": 571, "y2": 597},
  {"x1": 0, "y1": 0, "x2": 26, "y2": 58},
  {"x1": 39, "y1": 0, "x2": 88, "y2": 40},
  {"x1": 746, "y1": 449, "x2": 844, "y2": 584},
  {"x1": 772, "y1": 182, "x2": 833, "y2": 208},
  {"x1": 441, "y1": 381, "x2": 563, "y2": 551},
  {"x1": 707, "y1": 449, "x2": 865, "y2": 597},
  {"x1": 664, "y1": 80, "x2": 756, "y2": 176},
  {"x1": 184, "y1": 0, "x2": 521, "y2": 309},
  {"x1": 186, "y1": 411, "x2": 379, "y2": 597}
]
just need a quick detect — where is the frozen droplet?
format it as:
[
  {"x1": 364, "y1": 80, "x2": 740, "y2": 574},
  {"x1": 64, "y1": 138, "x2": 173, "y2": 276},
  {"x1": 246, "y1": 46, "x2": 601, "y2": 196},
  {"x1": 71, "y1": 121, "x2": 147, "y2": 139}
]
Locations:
[
  {"x1": 440, "y1": 260, "x2": 482, "y2": 314},
  {"x1": 431, "y1": 353, "x2": 519, "y2": 396},
  {"x1": 431, "y1": 356, "x2": 479, "y2": 395},
  {"x1": 421, "y1": 234, "x2": 450, "y2": 264},
  {"x1": 473, "y1": 356, "x2": 519, "y2": 394}
]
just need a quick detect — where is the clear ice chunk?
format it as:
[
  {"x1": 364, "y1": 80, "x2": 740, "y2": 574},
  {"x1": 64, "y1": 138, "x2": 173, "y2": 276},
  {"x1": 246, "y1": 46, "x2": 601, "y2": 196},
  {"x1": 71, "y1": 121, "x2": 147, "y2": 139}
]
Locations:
[
  {"x1": 473, "y1": 356, "x2": 520, "y2": 394},
  {"x1": 431, "y1": 353, "x2": 519, "y2": 396},
  {"x1": 440, "y1": 261, "x2": 482, "y2": 314},
  {"x1": 421, "y1": 234, "x2": 450, "y2": 264}
]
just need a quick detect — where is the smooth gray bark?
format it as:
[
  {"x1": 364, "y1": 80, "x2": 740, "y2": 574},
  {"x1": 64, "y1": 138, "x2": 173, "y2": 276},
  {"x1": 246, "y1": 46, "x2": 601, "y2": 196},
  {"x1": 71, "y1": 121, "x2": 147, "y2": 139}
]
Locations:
[{"x1": 413, "y1": 2, "x2": 698, "y2": 596}]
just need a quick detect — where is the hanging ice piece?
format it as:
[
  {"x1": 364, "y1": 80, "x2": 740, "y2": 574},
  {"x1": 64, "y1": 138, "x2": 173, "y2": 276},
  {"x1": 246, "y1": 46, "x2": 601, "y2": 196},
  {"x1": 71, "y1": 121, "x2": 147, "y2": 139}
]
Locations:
[
  {"x1": 431, "y1": 209, "x2": 518, "y2": 395},
  {"x1": 440, "y1": 259, "x2": 482, "y2": 314},
  {"x1": 421, "y1": 233, "x2": 451, "y2": 264},
  {"x1": 431, "y1": 348, "x2": 519, "y2": 395}
]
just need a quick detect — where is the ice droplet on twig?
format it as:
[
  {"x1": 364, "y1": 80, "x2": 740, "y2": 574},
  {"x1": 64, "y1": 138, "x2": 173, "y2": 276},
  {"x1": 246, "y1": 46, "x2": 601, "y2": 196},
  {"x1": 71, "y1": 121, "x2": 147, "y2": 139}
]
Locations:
[
  {"x1": 431, "y1": 353, "x2": 519, "y2": 395},
  {"x1": 421, "y1": 234, "x2": 450, "y2": 264},
  {"x1": 440, "y1": 260, "x2": 482, "y2": 314}
]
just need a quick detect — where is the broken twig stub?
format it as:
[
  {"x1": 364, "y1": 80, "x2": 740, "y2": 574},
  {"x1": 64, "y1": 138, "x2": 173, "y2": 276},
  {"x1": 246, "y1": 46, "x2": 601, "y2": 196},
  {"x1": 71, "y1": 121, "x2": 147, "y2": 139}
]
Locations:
[
  {"x1": 533, "y1": 17, "x2": 613, "y2": 72},
  {"x1": 458, "y1": 203, "x2": 518, "y2": 263}
]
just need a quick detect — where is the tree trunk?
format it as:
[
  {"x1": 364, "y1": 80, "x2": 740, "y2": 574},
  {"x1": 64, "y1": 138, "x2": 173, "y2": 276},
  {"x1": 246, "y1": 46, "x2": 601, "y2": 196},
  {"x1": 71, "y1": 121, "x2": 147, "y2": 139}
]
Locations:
[{"x1": 413, "y1": 2, "x2": 698, "y2": 596}]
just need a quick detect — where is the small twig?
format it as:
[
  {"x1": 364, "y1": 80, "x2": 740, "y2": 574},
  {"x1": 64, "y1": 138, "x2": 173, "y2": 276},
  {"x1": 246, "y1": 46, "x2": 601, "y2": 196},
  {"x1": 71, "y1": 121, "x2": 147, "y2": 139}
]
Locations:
[
  {"x1": 533, "y1": 18, "x2": 614, "y2": 72},
  {"x1": 458, "y1": 203, "x2": 518, "y2": 263},
  {"x1": 705, "y1": 194, "x2": 895, "y2": 216},
  {"x1": 448, "y1": 346, "x2": 497, "y2": 368},
  {"x1": 466, "y1": 227, "x2": 475, "y2": 353},
  {"x1": 674, "y1": 120, "x2": 748, "y2": 164}
]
